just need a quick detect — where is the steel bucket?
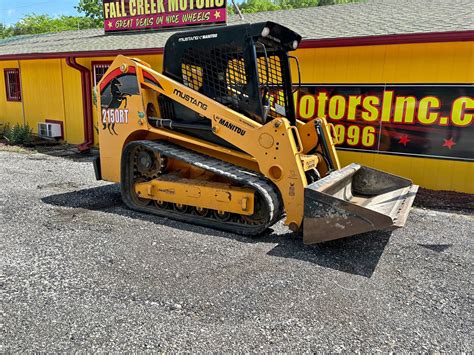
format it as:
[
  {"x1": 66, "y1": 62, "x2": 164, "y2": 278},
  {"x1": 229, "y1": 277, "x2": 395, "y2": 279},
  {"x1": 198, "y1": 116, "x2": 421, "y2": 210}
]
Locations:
[{"x1": 303, "y1": 163, "x2": 418, "y2": 244}]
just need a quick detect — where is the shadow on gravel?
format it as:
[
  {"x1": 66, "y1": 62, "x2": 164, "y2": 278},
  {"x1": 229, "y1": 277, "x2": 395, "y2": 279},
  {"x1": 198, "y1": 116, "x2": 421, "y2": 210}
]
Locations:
[
  {"x1": 5, "y1": 142, "x2": 98, "y2": 163},
  {"x1": 42, "y1": 184, "x2": 276, "y2": 242},
  {"x1": 35, "y1": 145, "x2": 98, "y2": 162},
  {"x1": 266, "y1": 232, "x2": 391, "y2": 278},
  {"x1": 42, "y1": 184, "x2": 390, "y2": 278}
]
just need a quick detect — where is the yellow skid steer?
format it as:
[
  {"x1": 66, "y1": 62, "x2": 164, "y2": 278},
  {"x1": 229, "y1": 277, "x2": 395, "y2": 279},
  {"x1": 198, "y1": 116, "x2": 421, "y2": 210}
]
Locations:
[{"x1": 93, "y1": 22, "x2": 418, "y2": 243}]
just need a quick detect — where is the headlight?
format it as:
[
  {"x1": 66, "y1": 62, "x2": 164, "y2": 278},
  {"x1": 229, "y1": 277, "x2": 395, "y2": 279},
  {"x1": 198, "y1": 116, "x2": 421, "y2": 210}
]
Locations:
[
  {"x1": 261, "y1": 27, "x2": 270, "y2": 37},
  {"x1": 292, "y1": 40, "x2": 299, "y2": 50}
]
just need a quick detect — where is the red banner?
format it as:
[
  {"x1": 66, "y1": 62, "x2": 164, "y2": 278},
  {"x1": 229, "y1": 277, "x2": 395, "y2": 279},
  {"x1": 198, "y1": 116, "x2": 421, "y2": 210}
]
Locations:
[
  {"x1": 294, "y1": 85, "x2": 473, "y2": 161},
  {"x1": 103, "y1": 0, "x2": 227, "y2": 33}
]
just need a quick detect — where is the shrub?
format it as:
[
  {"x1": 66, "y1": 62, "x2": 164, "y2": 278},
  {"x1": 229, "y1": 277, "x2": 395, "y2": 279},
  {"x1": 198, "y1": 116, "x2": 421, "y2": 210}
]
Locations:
[
  {"x1": 3, "y1": 123, "x2": 33, "y2": 145},
  {"x1": 0, "y1": 122, "x2": 7, "y2": 136}
]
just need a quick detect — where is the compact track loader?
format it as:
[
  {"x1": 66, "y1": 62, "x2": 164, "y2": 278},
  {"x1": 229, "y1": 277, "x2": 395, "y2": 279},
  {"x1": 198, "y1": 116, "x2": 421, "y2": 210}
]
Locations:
[{"x1": 93, "y1": 22, "x2": 418, "y2": 244}]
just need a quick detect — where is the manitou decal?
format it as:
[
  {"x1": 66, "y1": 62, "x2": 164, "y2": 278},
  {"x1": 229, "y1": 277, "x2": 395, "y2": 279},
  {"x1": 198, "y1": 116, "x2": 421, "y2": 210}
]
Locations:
[
  {"x1": 294, "y1": 85, "x2": 474, "y2": 161},
  {"x1": 102, "y1": 109, "x2": 130, "y2": 135},
  {"x1": 218, "y1": 118, "x2": 246, "y2": 136}
]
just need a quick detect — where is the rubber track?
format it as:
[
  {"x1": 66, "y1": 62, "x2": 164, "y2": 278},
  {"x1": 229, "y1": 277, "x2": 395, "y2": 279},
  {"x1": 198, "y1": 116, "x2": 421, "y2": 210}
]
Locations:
[{"x1": 122, "y1": 140, "x2": 283, "y2": 235}]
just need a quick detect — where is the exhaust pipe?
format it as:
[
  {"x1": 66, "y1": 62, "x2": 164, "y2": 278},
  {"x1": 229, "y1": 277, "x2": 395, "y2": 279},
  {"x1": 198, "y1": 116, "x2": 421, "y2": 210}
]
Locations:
[{"x1": 303, "y1": 163, "x2": 418, "y2": 244}]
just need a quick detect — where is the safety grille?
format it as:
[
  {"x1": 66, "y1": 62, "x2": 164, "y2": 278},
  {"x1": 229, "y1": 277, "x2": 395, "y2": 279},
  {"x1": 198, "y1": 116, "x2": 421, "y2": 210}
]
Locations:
[
  {"x1": 181, "y1": 46, "x2": 248, "y2": 110},
  {"x1": 158, "y1": 95, "x2": 175, "y2": 120},
  {"x1": 257, "y1": 54, "x2": 287, "y2": 119}
]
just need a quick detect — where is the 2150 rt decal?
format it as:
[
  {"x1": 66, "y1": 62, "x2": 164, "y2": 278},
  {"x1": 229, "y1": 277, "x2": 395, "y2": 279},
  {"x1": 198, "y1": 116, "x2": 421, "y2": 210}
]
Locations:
[{"x1": 101, "y1": 108, "x2": 130, "y2": 135}]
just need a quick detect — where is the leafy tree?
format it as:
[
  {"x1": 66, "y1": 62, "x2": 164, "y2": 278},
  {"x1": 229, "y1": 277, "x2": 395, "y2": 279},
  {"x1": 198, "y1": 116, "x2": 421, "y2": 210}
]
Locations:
[
  {"x1": 276, "y1": 0, "x2": 319, "y2": 10},
  {"x1": 76, "y1": 0, "x2": 104, "y2": 26},
  {"x1": 0, "y1": 23, "x2": 13, "y2": 39},
  {"x1": 238, "y1": 0, "x2": 281, "y2": 13},
  {"x1": 1, "y1": 14, "x2": 99, "y2": 38}
]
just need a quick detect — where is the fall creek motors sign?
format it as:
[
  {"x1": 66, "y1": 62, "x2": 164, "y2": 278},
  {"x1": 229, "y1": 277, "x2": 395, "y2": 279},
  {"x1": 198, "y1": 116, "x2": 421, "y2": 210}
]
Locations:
[
  {"x1": 294, "y1": 85, "x2": 473, "y2": 161},
  {"x1": 103, "y1": 0, "x2": 226, "y2": 33}
]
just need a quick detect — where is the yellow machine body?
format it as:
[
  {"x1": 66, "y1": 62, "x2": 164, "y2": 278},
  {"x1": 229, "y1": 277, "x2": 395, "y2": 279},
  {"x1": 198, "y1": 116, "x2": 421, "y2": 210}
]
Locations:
[{"x1": 94, "y1": 22, "x2": 417, "y2": 243}]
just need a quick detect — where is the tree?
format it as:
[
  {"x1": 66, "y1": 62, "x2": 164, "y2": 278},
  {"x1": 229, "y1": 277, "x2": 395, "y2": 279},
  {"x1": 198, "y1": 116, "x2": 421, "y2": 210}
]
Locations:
[
  {"x1": 76, "y1": 0, "x2": 104, "y2": 26},
  {"x1": 276, "y1": 0, "x2": 319, "y2": 10},
  {"x1": 238, "y1": 0, "x2": 281, "y2": 13},
  {"x1": 0, "y1": 23, "x2": 13, "y2": 39},
  {"x1": 1, "y1": 14, "x2": 99, "y2": 38}
]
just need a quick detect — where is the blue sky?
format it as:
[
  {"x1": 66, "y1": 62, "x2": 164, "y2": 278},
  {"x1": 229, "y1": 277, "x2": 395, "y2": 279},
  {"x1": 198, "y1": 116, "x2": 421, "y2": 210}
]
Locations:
[{"x1": 0, "y1": 0, "x2": 80, "y2": 25}]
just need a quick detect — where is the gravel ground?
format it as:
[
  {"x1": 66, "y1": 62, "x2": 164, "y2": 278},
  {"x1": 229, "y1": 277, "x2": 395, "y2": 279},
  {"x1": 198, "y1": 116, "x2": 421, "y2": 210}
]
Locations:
[{"x1": 1, "y1": 147, "x2": 473, "y2": 352}]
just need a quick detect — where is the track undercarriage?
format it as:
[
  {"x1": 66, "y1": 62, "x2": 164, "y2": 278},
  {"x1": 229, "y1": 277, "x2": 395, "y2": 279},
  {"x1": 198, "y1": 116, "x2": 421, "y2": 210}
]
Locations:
[{"x1": 121, "y1": 140, "x2": 283, "y2": 235}]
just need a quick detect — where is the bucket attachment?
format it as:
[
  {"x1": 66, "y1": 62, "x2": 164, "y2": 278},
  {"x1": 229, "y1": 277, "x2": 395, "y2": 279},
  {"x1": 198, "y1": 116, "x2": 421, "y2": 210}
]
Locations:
[{"x1": 303, "y1": 163, "x2": 418, "y2": 244}]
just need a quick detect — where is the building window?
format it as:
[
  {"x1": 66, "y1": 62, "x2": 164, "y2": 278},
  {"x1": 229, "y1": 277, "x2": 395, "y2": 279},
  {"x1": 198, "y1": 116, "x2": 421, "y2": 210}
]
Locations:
[
  {"x1": 92, "y1": 62, "x2": 111, "y2": 86},
  {"x1": 4, "y1": 68, "x2": 21, "y2": 101}
]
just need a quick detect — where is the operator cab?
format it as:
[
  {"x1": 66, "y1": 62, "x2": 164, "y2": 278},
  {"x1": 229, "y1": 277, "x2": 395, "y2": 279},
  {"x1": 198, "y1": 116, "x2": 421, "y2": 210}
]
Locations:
[{"x1": 159, "y1": 22, "x2": 302, "y2": 130}]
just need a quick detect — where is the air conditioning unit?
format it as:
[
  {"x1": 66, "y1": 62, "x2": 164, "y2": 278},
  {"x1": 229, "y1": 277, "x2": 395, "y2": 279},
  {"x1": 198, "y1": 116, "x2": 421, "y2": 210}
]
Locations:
[{"x1": 38, "y1": 122, "x2": 62, "y2": 138}]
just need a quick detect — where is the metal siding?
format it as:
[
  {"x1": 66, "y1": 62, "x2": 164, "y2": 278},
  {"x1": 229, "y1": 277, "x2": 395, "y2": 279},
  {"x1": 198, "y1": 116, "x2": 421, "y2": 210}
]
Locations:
[
  {"x1": 21, "y1": 59, "x2": 66, "y2": 136},
  {"x1": 61, "y1": 59, "x2": 85, "y2": 144},
  {"x1": 293, "y1": 41, "x2": 474, "y2": 84},
  {"x1": 0, "y1": 61, "x2": 23, "y2": 127},
  {"x1": 295, "y1": 41, "x2": 474, "y2": 193}
]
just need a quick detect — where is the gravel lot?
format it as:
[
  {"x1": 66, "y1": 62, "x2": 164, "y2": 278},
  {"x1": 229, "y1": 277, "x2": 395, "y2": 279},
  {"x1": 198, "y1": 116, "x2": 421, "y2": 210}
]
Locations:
[{"x1": 1, "y1": 146, "x2": 473, "y2": 352}]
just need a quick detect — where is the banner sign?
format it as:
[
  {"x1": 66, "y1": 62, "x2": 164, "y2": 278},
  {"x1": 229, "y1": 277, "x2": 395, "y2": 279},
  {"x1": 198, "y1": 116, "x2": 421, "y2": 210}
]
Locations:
[
  {"x1": 294, "y1": 85, "x2": 473, "y2": 161},
  {"x1": 103, "y1": 0, "x2": 227, "y2": 33}
]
